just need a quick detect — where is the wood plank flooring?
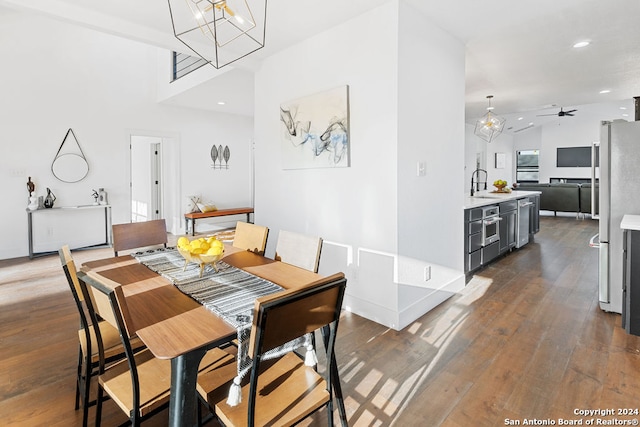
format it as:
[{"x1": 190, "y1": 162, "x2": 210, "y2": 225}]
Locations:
[{"x1": 2, "y1": 216, "x2": 640, "y2": 426}]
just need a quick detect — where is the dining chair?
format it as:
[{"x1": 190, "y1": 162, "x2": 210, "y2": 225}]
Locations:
[
  {"x1": 197, "y1": 272, "x2": 348, "y2": 427},
  {"x1": 59, "y1": 245, "x2": 142, "y2": 427},
  {"x1": 232, "y1": 221, "x2": 269, "y2": 256},
  {"x1": 86, "y1": 276, "x2": 236, "y2": 427},
  {"x1": 112, "y1": 218, "x2": 168, "y2": 256},
  {"x1": 274, "y1": 230, "x2": 323, "y2": 273}
]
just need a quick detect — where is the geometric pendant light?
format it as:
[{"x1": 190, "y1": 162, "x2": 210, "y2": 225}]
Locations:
[
  {"x1": 167, "y1": 0, "x2": 267, "y2": 69},
  {"x1": 474, "y1": 95, "x2": 506, "y2": 143}
]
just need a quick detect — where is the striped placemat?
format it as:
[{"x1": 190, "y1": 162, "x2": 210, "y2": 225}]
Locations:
[{"x1": 132, "y1": 248, "x2": 283, "y2": 328}]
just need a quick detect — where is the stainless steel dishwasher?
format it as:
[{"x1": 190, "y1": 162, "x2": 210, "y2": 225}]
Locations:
[{"x1": 516, "y1": 197, "x2": 534, "y2": 248}]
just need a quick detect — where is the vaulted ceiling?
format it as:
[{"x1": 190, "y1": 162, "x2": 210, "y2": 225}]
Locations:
[{"x1": 3, "y1": 0, "x2": 640, "y2": 128}]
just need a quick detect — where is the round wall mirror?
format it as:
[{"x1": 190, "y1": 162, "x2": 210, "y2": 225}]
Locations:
[{"x1": 52, "y1": 153, "x2": 89, "y2": 183}]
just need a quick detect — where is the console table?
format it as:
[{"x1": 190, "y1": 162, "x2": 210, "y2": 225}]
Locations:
[
  {"x1": 27, "y1": 204, "x2": 112, "y2": 259},
  {"x1": 184, "y1": 207, "x2": 253, "y2": 236}
]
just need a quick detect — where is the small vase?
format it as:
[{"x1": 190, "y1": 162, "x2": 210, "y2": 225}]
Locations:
[
  {"x1": 98, "y1": 188, "x2": 108, "y2": 205},
  {"x1": 44, "y1": 188, "x2": 56, "y2": 208}
]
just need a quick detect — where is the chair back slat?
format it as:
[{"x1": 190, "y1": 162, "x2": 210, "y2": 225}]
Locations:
[
  {"x1": 59, "y1": 245, "x2": 85, "y2": 302},
  {"x1": 85, "y1": 279, "x2": 120, "y2": 331},
  {"x1": 274, "y1": 230, "x2": 323, "y2": 273},
  {"x1": 232, "y1": 221, "x2": 269, "y2": 255},
  {"x1": 249, "y1": 272, "x2": 346, "y2": 357},
  {"x1": 112, "y1": 219, "x2": 167, "y2": 256}
]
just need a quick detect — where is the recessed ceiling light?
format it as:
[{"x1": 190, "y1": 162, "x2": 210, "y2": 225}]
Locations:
[
  {"x1": 573, "y1": 41, "x2": 590, "y2": 48},
  {"x1": 620, "y1": 107, "x2": 627, "y2": 110},
  {"x1": 528, "y1": 122, "x2": 534, "y2": 126},
  {"x1": 622, "y1": 113, "x2": 629, "y2": 117},
  {"x1": 518, "y1": 117, "x2": 524, "y2": 121},
  {"x1": 217, "y1": 101, "x2": 226, "y2": 105},
  {"x1": 599, "y1": 89, "x2": 611, "y2": 94}
]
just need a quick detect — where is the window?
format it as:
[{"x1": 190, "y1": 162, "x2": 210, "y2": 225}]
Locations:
[{"x1": 516, "y1": 150, "x2": 539, "y2": 183}]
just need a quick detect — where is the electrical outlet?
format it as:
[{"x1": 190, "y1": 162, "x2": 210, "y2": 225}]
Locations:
[{"x1": 424, "y1": 265, "x2": 431, "y2": 281}]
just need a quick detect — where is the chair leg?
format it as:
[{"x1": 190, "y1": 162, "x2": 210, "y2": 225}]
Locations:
[
  {"x1": 95, "y1": 385, "x2": 104, "y2": 427},
  {"x1": 81, "y1": 354, "x2": 91, "y2": 427},
  {"x1": 331, "y1": 359, "x2": 348, "y2": 427},
  {"x1": 75, "y1": 347, "x2": 82, "y2": 410}
]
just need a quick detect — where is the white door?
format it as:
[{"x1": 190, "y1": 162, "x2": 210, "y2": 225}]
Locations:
[{"x1": 130, "y1": 136, "x2": 162, "y2": 222}]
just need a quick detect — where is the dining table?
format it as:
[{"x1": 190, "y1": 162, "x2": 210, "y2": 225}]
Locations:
[{"x1": 78, "y1": 244, "x2": 328, "y2": 427}]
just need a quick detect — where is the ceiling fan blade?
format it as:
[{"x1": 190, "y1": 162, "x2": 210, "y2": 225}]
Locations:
[
  {"x1": 565, "y1": 109, "x2": 577, "y2": 113},
  {"x1": 565, "y1": 113, "x2": 575, "y2": 116}
]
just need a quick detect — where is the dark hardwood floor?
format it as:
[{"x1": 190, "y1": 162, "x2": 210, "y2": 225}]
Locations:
[{"x1": 2, "y1": 216, "x2": 640, "y2": 426}]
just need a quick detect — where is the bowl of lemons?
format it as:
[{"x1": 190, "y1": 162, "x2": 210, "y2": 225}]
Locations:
[
  {"x1": 176, "y1": 235, "x2": 225, "y2": 277},
  {"x1": 493, "y1": 179, "x2": 510, "y2": 192}
]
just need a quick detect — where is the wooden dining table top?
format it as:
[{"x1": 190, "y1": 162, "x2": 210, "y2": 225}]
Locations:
[{"x1": 80, "y1": 245, "x2": 323, "y2": 360}]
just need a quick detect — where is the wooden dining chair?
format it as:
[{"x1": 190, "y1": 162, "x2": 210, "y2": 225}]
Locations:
[
  {"x1": 86, "y1": 276, "x2": 236, "y2": 427},
  {"x1": 274, "y1": 230, "x2": 323, "y2": 273},
  {"x1": 112, "y1": 219, "x2": 168, "y2": 256},
  {"x1": 232, "y1": 221, "x2": 269, "y2": 256},
  {"x1": 197, "y1": 272, "x2": 348, "y2": 427},
  {"x1": 59, "y1": 245, "x2": 142, "y2": 427}
]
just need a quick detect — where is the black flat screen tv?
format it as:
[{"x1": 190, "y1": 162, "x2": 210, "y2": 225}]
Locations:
[{"x1": 556, "y1": 146, "x2": 599, "y2": 167}]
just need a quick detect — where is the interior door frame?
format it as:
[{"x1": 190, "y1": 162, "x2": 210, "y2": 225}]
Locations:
[{"x1": 126, "y1": 129, "x2": 182, "y2": 235}]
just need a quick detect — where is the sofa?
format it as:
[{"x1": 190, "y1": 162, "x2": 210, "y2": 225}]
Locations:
[{"x1": 518, "y1": 182, "x2": 598, "y2": 216}]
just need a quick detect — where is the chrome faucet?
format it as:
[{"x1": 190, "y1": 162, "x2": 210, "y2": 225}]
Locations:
[{"x1": 470, "y1": 168, "x2": 487, "y2": 196}]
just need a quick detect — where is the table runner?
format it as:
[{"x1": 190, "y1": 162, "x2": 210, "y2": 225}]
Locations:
[{"x1": 132, "y1": 248, "x2": 315, "y2": 405}]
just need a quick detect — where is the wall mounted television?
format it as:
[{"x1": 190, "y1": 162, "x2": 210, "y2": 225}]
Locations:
[{"x1": 556, "y1": 146, "x2": 599, "y2": 167}]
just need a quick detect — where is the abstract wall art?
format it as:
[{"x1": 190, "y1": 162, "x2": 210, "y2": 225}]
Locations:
[{"x1": 280, "y1": 85, "x2": 350, "y2": 169}]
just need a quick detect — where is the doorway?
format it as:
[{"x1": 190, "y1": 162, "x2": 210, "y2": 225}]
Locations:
[
  {"x1": 130, "y1": 136, "x2": 162, "y2": 222},
  {"x1": 127, "y1": 131, "x2": 181, "y2": 235}
]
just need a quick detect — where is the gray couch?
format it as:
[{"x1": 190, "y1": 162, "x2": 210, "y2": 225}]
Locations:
[{"x1": 518, "y1": 182, "x2": 598, "y2": 215}]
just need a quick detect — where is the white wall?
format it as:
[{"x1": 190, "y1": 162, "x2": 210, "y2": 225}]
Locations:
[
  {"x1": 0, "y1": 12, "x2": 253, "y2": 259},
  {"x1": 254, "y1": 1, "x2": 465, "y2": 330}
]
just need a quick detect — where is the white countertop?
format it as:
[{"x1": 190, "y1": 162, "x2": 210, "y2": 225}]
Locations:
[
  {"x1": 464, "y1": 190, "x2": 542, "y2": 209},
  {"x1": 620, "y1": 214, "x2": 640, "y2": 231}
]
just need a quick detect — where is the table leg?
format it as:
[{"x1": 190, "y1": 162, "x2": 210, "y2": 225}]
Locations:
[{"x1": 168, "y1": 347, "x2": 206, "y2": 427}]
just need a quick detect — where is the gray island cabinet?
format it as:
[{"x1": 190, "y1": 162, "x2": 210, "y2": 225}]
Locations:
[{"x1": 464, "y1": 191, "x2": 541, "y2": 274}]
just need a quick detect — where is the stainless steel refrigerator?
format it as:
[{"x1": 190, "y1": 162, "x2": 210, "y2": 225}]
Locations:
[{"x1": 592, "y1": 120, "x2": 640, "y2": 314}]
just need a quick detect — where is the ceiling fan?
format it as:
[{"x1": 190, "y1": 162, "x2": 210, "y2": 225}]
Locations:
[{"x1": 537, "y1": 107, "x2": 577, "y2": 117}]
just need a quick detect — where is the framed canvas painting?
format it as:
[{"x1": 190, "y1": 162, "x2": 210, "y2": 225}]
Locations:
[{"x1": 280, "y1": 85, "x2": 350, "y2": 169}]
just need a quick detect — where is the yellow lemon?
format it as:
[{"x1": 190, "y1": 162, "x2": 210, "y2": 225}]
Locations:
[
  {"x1": 211, "y1": 239, "x2": 224, "y2": 249},
  {"x1": 207, "y1": 246, "x2": 223, "y2": 256},
  {"x1": 177, "y1": 236, "x2": 190, "y2": 248}
]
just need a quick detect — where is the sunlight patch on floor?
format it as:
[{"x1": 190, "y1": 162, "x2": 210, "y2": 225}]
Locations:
[{"x1": 355, "y1": 368, "x2": 383, "y2": 397}]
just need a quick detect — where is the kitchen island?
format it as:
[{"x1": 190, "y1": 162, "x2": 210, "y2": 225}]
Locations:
[{"x1": 464, "y1": 190, "x2": 541, "y2": 274}]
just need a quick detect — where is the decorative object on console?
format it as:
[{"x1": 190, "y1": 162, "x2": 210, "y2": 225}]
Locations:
[
  {"x1": 474, "y1": 95, "x2": 505, "y2": 143},
  {"x1": 97, "y1": 188, "x2": 108, "y2": 205},
  {"x1": 167, "y1": 0, "x2": 267, "y2": 69},
  {"x1": 44, "y1": 188, "x2": 56, "y2": 208},
  {"x1": 91, "y1": 189, "x2": 99, "y2": 205},
  {"x1": 51, "y1": 128, "x2": 89, "y2": 183},
  {"x1": 27, "y1": 192, "x2": 39, "y2": 211},
  {"x1": 280, "y1": 85, "x2": 350, "y2": 170},
  {"x1": 27, "y1": 177, "x2": 35, "y2": 195}
]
